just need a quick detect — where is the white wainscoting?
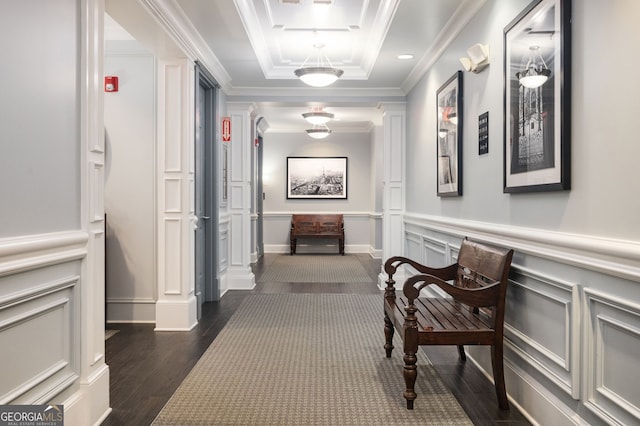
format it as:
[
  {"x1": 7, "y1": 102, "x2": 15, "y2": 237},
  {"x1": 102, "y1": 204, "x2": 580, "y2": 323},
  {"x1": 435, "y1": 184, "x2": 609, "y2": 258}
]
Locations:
[
  {"x1": 584, "y1": 289, "x2": 640, "y2": 425},
  {"x1": 506, "y1": 266, "x2": 581, "y2": 399},
  {"x1": 0, "y1": 232, "x2": 86, "y2": 405},
  {"x1": 400, "y1": 213, "x2": 640, "y2": 426},
  {"x1": 219, "y1": 215, "x2": 230, "y2": 296}
]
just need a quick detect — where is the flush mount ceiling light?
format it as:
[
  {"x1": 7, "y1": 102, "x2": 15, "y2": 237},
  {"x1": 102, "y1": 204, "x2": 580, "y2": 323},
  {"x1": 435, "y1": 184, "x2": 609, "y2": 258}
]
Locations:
[
  {"x1": 294, "y1": 43, "x2": 344, "y2": 87},
  {"x1": 302, "y1": 110, "x2": 334, "y2": 125},
  {"x1": 306, "y1": 124, "x2": 332, "y2": 139},
  {"x1": 516, "y1": 45, "x2": 551, "y2": 89}
]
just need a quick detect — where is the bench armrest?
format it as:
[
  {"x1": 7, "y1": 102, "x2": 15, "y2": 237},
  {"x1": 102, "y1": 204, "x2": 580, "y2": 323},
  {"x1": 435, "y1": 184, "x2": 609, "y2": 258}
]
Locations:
[
  {"x1": 402, "y1": 273, "x2": 501, "y2": 307},
  {"x1": 384, "y1": 256, "x2": 457, "y2": 281}
]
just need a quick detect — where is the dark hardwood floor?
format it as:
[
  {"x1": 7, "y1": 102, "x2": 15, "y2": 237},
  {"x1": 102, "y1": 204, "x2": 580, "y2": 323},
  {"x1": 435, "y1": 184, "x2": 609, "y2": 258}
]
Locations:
[{"x1": 102, "y1": 253, "x2": 531, "y2": 425}]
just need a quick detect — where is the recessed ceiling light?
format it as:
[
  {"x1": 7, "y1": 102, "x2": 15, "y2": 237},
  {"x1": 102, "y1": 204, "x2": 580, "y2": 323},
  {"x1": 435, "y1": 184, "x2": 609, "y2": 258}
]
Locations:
[{"x1": 396, "y1": 54, "x2": 414, "y2": 60}]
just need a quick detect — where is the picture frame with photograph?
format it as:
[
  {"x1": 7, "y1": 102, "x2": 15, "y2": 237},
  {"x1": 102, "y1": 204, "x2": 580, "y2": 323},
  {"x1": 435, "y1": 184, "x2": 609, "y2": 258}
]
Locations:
[
  {"x1": 503, "y1": 0, "x2": 571, "y2": 193},
  {"x1": 286, "y1": 157, "x2": 347, "y2": 199},
  {"x1": 436, "y1": 70, "x2": 463, "y2": 196}
]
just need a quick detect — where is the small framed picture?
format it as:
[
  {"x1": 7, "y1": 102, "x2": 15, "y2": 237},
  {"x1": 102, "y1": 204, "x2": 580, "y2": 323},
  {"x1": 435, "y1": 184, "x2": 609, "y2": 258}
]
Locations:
[{"x1": 436, "y1": 71, "x2": 463, "y2": 196}]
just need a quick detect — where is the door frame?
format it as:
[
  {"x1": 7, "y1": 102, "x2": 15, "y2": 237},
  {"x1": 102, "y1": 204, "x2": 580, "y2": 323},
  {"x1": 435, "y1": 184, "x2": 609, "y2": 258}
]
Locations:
[{"x1": 195, "y1": 63, "x2": 220, "y2": 308}]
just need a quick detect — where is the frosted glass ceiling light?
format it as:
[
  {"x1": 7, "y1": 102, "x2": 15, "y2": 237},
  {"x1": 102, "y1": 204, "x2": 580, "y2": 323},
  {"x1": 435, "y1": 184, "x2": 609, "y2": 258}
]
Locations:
[
  {"x1": 517, "y1": 45, "x2": 551, "y2": 89},
  {"x1": 302, "y1": 111, "x2": 334, "y2": 125},
  {"x1": 306, "y1": 124, "x2": 332, "y2": 139},
  {"x1": 294, "y1": 43, "x2": 343, "y2": 87}
]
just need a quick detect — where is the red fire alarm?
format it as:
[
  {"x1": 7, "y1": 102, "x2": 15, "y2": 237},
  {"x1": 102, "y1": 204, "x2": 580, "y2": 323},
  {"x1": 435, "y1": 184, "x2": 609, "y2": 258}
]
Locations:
[{"x1": 104, "y1": 76, "x2": 119, "y2": 92}]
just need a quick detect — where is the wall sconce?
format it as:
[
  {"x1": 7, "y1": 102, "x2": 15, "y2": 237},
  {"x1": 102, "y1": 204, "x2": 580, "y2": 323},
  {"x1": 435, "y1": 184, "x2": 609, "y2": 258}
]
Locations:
[{"x1": 459, "y1": 43, "x2": 490, "y2": 73}]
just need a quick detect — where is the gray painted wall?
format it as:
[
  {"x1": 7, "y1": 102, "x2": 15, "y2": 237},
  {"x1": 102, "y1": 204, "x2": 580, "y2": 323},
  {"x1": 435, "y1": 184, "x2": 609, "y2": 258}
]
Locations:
[
  {"x1": 0, "y1": 4, "x2": 80, "y2": 237},
  {"x1": 406, "y1": 0, "x2": 640, "y2": 239},
  {"x1": 104, "y1": 40, "x2": 156, "y2": 322}
]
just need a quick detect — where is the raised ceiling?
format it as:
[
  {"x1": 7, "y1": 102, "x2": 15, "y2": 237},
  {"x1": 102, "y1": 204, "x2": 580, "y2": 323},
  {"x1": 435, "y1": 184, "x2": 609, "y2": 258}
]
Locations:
[{"x1": 106, "y1": 0, "x2": 486, "y2": 133}]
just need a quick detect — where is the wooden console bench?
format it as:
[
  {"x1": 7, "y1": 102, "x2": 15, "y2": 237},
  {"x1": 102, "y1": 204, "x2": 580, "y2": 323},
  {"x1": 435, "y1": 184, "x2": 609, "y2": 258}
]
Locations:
[
  {"x1": 290, "y1": 214, "x2": 344, "y2": 255},
  {"x1": 383, "y1": 238, "x2": 514, "y2": 410}
]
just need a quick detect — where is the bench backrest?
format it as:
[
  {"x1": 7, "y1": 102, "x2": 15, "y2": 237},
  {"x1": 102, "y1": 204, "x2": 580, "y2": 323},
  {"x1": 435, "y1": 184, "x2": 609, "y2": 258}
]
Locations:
[
  {"x1": 291, "y1": 214, "x2": 343, "y2": 233},
  {"x1": 455, "y1": 238, "x2": 513, "y2": 289},
  {"x1": 455, "y1": 238, "x2": 514, "y2": 322}
]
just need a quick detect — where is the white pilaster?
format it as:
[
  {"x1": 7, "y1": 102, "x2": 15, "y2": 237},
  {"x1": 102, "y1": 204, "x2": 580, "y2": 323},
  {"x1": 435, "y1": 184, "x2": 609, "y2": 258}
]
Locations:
[
  {"x1": 378, "y1": 102, "x2": 406, "y2": 288},
  {"x1": 155, "y1": 58, "x2": 198, "y2": 330},
  {"x1": 226, "y1": 102, "x2": 256, "y2": 289},
  {"x1": 70, "y1": 0, "x2": 111, "y2": 423}
]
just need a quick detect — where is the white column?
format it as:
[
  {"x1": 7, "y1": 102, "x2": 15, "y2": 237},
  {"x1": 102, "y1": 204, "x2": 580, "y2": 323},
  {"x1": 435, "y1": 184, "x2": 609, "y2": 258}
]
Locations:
[
  {"x1": 155, "y1": 58, "x2": 198, "y2": 330},
  {"x1": 377, "y1": 102, "x2": 406, "y2": 288},
  {"x1": 74, "y1": 0, "x2": 110, "y2": 423},
  {"x1": 226, "y1": 102, "x2": 256, "y2": 289}
]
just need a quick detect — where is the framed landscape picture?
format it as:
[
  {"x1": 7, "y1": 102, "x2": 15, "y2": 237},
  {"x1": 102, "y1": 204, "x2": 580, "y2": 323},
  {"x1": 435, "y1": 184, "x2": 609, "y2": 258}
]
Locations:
[
  {"x1": 503, "y1": 0, "x2": 571, "y2": 193},
  {"x1": 286, "y1": 157, "x2": 347, "y2": 199},
  {"x1": 436, "y1": 71, "x2": 463, "y2": 196}
]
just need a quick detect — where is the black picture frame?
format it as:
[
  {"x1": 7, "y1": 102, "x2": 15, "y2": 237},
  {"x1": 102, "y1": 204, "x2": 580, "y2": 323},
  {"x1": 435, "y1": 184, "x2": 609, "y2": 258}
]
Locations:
[
  {"x1": 503, "y1": 0, "x2": 571, "y2": 193},
  {"x1": 437, "y1": 70, "x2": 463, "y2": 196},
  {"x1": 286, "y1": 156, "x2": 347, "y2": 199}
]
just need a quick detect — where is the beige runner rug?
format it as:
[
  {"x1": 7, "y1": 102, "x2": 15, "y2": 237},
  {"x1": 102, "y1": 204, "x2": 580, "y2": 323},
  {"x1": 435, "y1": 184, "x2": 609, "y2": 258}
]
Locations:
[
  {"x1": 257, "y1": 254, "x2": 372, "y2": 283},
  {"x1": 152, "y1": 294, "x2": 472, "y2": 425}
]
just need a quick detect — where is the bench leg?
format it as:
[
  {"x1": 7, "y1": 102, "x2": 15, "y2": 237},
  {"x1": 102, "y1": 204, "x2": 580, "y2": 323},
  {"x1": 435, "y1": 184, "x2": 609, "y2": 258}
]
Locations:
[
  {"x1": 290, "y1": 238, "x2": 296, "y2": 255},
  {"x1": 339, "y1": 238, "x2": 344, "y2": 255},
  {"x1": 457, "y1": 345, "x2": 466, "y2": 361},
  {"x1": 491, "y1": 343, "x2": 510, "y2": 410},
  {"x1": 403, "y1": 352, "x2": 418, "y2": 409},
  {"x1": 383, "y1": 314, "x2": 394, "y2": 357}
]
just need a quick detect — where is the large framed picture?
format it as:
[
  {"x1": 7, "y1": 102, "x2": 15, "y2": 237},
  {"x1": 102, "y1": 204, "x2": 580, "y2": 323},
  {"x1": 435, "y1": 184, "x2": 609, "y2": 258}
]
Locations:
[
  {"x1": 437, "y1": 71, "x2": 463, "y2": 196},
  {"x1": 286, "y1": 157, "x2": 347, "y2": 199},
  {"x1": 503, "y1": 0, "x2": 571, "y2": 193}
]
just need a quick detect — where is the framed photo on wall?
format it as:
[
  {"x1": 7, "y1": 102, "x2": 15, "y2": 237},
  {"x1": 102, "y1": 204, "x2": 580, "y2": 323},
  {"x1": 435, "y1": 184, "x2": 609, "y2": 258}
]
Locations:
[
  {"x1": 286, "y1": 157, "x2": 347, "y2": 199},
  {"x1": 437, "y1": 71, "x2": 463, "y2": 196},
  {"x1": 503, "y1": 0, "x2": 571, "y2": 193}
]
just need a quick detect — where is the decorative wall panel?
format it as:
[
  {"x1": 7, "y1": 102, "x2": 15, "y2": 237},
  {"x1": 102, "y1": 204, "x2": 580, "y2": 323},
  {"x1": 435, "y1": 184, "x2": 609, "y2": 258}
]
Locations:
[
  {"x1": 164, "y1": 178, "x2": 181, "y2": 213},
  {"x1": 584, "y1": 289, "x2": 640, "y2": 425},
  {"x1": 505, "y1": 266, "x2": 580, "y2": 398},
  {"x1": 0, "y1": 276, "x2": 78, "y2": 404},
  {"x1": 422, "y1": 235, "x2": 448, "y2": 267},
  {"x1": 90, "y1": 162, "x2": 104, "y2": 222},
  {"x1": 219, "y1": 217, "x2": 229, "y2": 271},
  {"x1": 162, "y1": 64, "x2": 183, "y2": 172},
  {"x1": 163, "y1": 219, "x2": 182, "y2": 294},
  {"x1": 404, "y1": 231, "x2": 421, "y2": 261},
  {"x1": 389, "y1": 115, "x2": 404, "y2": 182}
]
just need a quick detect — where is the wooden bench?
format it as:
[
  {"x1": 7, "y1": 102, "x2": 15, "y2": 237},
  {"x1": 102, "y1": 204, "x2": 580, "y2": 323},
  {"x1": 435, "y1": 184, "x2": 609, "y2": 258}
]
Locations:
[
  {"x1": 290, "y1": 214, "x2": 344, "y2": 255},
  {"x1": 383, "y1": 238, "x2": 514, "y2": 410}
]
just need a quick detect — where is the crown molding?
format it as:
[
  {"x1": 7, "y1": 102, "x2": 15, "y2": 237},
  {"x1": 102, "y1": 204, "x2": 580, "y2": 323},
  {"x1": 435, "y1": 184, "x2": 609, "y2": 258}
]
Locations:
[
  {"x1": 138, "y1": 0, "x2": 232, "y2": 89},
  {"x1": 401, "y1": 0, "x2": 487, "y2": 93}
]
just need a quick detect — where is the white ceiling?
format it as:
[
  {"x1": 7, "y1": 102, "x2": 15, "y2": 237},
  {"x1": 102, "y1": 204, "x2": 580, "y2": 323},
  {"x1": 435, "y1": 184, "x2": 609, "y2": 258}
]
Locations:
[{"x1": 105, "y1": 0, "x2": 487, "y2": 133}]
